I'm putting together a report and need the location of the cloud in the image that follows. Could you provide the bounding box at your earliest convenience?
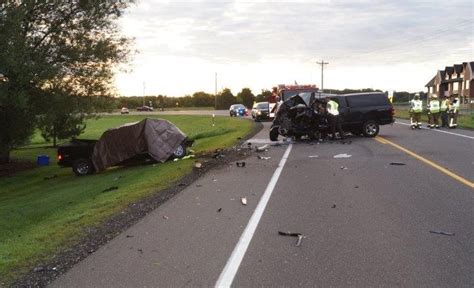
[115,0,474,95]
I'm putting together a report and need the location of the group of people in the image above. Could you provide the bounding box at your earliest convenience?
[409,94,460,129]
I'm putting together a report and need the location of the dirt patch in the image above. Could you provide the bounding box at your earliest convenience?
[0,160,37,177]
[11,122,263,288]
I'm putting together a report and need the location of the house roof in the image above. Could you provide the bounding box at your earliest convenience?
[453,64,463,74]
[425,76,436,87]
[444,66,454,75]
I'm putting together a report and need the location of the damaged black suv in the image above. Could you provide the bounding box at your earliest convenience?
[270,92,394,141]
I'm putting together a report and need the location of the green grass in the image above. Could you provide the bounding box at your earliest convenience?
[0,115,254,284]
[394,109,474,129]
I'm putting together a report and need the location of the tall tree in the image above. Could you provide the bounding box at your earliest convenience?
[217,88,235,109]
[237,88,254,108]
[0,0,133,163]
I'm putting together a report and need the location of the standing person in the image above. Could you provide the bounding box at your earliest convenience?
[448,95,460,128]
[411,94,423,129]
[427,95,440,128]
[440,96,449,128]
[326,98,344,140]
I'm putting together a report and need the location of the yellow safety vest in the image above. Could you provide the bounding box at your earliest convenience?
[327,100,339,116]
[413,100,423,113]
[440,100,448,111]
[429,100,440,113]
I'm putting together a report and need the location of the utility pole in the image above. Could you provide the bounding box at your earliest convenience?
[317,60,329,92]
[142,82,146,106]
[214,72,217,109]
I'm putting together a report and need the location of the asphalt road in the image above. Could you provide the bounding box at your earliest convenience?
[52,119,473,287]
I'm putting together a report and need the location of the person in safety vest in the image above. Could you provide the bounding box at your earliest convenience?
[448,95,460,128]
[427,94,440,129]
[410,93,423,129]
[326,98,344,140]
[440,96,449,128]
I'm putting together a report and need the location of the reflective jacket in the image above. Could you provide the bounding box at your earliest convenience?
[428,100,440,113]
[440,100,448,112]
[412,100,423,113]
[327,100,339,116]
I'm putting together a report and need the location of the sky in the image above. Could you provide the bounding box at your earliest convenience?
[114,0,474,97]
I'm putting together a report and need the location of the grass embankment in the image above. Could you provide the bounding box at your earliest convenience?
[394,108,474,129]
[0,115,254,284]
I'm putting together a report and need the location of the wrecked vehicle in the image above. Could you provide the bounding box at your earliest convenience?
[57,118,192,176]
[269,93,328,141]
[270,92,394,141]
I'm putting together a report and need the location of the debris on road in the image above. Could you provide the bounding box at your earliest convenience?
[341,140,352,145]
[194,162,203,169]
[429,230,455,236]
[256,144,269,152]
[33,266,44,273]
[354,185,359,188]
[217,208,222,213]
[43,174,58,180]
[178,183,187,187]
[236,161,246,167]
[196,184,203,187]
[102,186,118,193]
[308,155,319,158]
[278,231,304,247]
[390,162,406,166]
[162,215,169,220]
[126,235,134,238]
[333,153,352,159]
[257,156,271,160]
[241,197,247,205]
[340,166,348,170]
[331,204,336,208]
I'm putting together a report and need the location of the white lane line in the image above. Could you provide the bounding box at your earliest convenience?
[395,121,474,140]
[215,144,293,288]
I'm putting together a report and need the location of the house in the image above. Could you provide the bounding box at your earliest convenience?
[425,61,473,105]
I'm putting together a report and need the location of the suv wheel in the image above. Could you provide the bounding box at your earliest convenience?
[269,126,279,141]
[173,143,186,159]
[362,121,379,137]
[72,159,94,176]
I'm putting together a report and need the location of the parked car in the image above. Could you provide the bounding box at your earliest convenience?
[120,107,129,114]
[270,92,394,141]
[137,105,154,112]
[229,104,248,117]
[251,102,270,121]
[58,119,192,176]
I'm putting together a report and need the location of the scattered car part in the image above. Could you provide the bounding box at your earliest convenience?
[390,162,406,166]
[429,230,455,236]
[333,153,352,158]
[257,156,271,160]
[256,144,269,152]
[236,162,246,167]
[241,197,247,205]
[102,186,118,193]
[278,231,304,247]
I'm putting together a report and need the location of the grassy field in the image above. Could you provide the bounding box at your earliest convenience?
[394,109,474,129]
[0,115,254,284]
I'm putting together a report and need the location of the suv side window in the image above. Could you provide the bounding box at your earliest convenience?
[346,94,388,107]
